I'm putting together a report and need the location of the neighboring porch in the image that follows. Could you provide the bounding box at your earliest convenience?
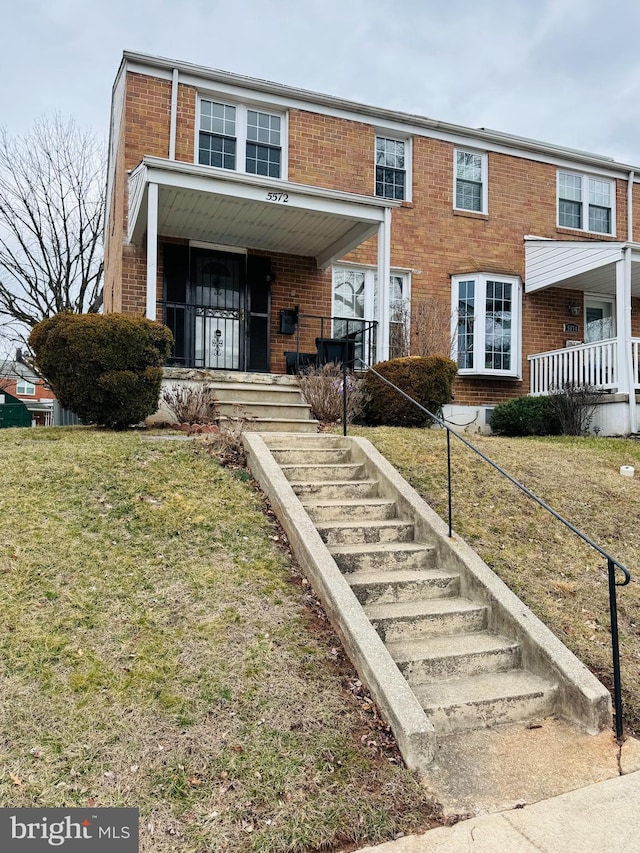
[126,156,400,374]
[525,238,640,434]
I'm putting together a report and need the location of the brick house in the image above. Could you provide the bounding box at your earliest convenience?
[104,51,640,434]
[0,357,56,426]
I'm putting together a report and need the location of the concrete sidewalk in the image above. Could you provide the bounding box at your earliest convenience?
[358,770,640,852]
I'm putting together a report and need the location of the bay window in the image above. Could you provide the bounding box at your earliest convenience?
[452,273,521,377]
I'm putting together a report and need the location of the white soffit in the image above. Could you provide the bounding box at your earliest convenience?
[525,240,624,293]
[128,158,395,268]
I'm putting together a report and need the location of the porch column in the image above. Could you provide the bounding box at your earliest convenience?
[145,182,159,321]
[376,208,391,362]
[615,250,636,432]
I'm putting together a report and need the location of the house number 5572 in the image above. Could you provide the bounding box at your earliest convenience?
[266,191,289,203]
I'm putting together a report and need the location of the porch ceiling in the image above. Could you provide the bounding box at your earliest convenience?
[128,157,399,269]
[524,238,640,297]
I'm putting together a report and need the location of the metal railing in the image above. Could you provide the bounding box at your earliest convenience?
[286,314,378,374]
[341,358,632,741]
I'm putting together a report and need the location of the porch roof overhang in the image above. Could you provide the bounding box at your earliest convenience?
[127,157,399,269]
[524,237,640,297]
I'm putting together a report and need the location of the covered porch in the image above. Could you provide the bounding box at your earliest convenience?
[127,157,399,373]
[525,238,640,434]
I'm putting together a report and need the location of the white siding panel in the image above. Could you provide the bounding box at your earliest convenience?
[525,241,622,292]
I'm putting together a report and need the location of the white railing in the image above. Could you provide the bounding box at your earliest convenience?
[633,339,640,390]
[528,339,618,396]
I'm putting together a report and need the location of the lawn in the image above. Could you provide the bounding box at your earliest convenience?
[0,428,442,853]
[348,427,640,737]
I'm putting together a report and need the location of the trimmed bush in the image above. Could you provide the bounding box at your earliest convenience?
[361,355,457,427]
[490,395,562,437]
[29,313,173,429]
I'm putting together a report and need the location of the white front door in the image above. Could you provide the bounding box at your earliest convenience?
[584,296,615,343]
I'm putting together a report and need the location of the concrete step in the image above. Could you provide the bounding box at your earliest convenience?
[302,498,398,523]
[215,400,313,420]
[211,383,305,404]
[218,416,319,434]
[386,631,521,683]
[365,597,488,642]
[412,670,557,735]
[317,518,415,545]
[279,462,365,482]
[261,434,350,451]
[347,567,460,605]
[269,448,352,465]
[290,479,379,500]
[330,542,436,573]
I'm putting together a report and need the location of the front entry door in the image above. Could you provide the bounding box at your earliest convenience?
[192,248,244,370]
[584,297,615,343]
[162,244,271,371]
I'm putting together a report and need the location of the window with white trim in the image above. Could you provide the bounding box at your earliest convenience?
[454,148,487,213]
[375,136,408,200]
[452,273,521,376]
[16,380,36,396]
[198,98,284,178]
[557,171,615,235]
[333,266,410,361]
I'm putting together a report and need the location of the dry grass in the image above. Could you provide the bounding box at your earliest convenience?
[349,426,640,736]
[0,428,441,852]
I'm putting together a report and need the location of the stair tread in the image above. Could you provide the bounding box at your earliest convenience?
[365,597,485,619]
[301,498,395,507]
[347,567,459,586]
[386,631,519,663]
[280,463,363,472]
[219,400,310,408]
[413,670,555,708]
[290,478,378,487]
[219,416,319,424]
[317,519,411,530]
[330,542,433,555]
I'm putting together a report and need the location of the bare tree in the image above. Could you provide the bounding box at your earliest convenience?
[0,116,105,338]
[412,298,455,358]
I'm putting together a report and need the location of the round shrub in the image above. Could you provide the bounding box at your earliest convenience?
[361,355,457,427]
[490,395,562,437]
[29,313,173,429]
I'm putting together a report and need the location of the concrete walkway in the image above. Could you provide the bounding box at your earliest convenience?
[358,769,640,852]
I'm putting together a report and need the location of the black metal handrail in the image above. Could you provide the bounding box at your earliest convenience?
[287,313,378,374]
[342,358,632,741]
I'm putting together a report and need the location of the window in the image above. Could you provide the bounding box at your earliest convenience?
[557,171,615,235]
[16,380,36,396]
[454,148,487,213]
[452,273,521,376]
[333,266,410,361]
[198,98,283,179]
[375,136,408,200]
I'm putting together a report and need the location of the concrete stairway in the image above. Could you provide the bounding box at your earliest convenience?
[265,433,558,737]
[162,369,319,433]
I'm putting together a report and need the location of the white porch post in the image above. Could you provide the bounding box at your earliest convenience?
[145,182,159,321]
[376,208,391,362]
[615,249,636,432]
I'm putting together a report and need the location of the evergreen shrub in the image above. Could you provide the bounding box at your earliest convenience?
[29,313,173,429]
[361,355,457,427]
[490,395,562,437]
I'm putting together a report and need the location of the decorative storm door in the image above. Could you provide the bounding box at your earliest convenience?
[192,249,244,370]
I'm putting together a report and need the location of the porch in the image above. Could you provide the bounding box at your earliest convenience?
[524,238,640,434]
[126,157,400,373]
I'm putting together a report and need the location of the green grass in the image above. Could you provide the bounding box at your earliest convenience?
[0,428,441,852]
[348,426,640,736]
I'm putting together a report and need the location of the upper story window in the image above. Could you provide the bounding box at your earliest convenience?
[452,273,521,377]
[454,148,488,213]
[375,136,408,200]
[557,171,615,235]
[198,98,283,179]
[16,380,36,396]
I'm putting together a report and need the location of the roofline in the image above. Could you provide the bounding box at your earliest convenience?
[121,50,640,176]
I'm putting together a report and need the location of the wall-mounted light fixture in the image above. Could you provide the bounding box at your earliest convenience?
[567,303,581,316]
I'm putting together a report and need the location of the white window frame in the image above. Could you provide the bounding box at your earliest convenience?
[16,380,36,396]
[332,265,411,362]
[374,134,412,202]
[196,95,288,180]
[453,147,488,214]
[451,273,521,378]
[556,170,616,236]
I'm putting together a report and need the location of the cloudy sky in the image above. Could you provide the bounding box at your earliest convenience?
[3,0,640,163]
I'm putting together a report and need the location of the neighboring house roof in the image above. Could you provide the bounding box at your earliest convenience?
[0,360,43,384]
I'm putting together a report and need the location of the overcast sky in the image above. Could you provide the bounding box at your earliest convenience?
[3,0,640,164]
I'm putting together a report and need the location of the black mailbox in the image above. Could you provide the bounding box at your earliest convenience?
[279,306,299,335]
